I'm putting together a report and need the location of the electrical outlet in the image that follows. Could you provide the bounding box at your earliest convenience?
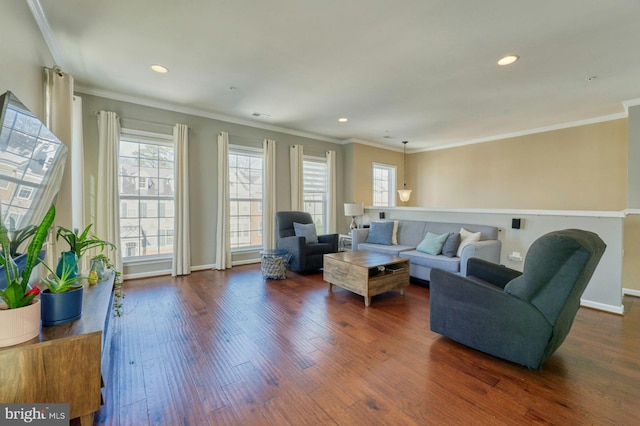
[508,251,523,262]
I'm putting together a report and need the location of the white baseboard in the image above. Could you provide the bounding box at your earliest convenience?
[191,264,214,271]
[623,288,640,298]
[580,298,625,315]
[123,269,172,280]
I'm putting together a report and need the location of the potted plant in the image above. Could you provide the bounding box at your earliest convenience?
[0,205,56,347]
[55,224,116,278]
[90,253,124,317]
[39,257,85,326]
[7,219,37,257]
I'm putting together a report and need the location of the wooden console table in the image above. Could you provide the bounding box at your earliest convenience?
[0,273,115,425]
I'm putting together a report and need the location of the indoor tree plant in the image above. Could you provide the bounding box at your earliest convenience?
[55,224,116,278]
[0,204,56,346]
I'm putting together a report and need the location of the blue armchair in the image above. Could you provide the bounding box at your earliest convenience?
[429,229,606,369]
[276,211,338,273]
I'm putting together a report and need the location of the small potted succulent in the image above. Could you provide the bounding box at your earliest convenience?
[39,256,85,326]
[0,205,55,346]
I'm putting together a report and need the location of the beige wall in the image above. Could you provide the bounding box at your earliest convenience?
[351,143,405,206]
[410,119,628,210]
[0,1,54,120]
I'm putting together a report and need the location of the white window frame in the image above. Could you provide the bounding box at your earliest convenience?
[303,155,328,234]
[229,144,264,252]
[118,129,175,262]
[372,163,397,207]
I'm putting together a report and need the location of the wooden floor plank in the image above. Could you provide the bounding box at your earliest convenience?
[94,265,640,425]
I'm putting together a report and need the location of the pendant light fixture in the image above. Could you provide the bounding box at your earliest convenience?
[397,140,412,203]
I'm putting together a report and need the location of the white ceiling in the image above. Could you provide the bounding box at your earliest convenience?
[33,0,640,151]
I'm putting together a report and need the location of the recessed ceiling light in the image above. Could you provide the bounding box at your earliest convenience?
[338,117,348,123]
[497,55,519,66]
[151,64,169,73]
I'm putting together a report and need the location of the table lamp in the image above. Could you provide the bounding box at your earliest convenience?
[344,202,364,230]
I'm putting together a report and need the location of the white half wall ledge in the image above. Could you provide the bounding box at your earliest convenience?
[366,206,626,218]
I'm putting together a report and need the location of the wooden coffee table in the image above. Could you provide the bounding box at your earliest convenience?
[323,251,410,307]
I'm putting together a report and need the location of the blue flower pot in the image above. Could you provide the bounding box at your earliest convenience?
[41,285,84,326]
[0,250,46,291]
[56,251,79,279]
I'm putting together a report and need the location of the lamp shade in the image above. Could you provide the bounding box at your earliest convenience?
[344,202,364,217]
[397,189,412,203]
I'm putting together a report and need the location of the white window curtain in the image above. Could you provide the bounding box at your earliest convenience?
[263,139,277,250]
[172,124,191,276]
[96,111,123,273]
[326,150,337,233]
[71,96,85,232]
[43,67,75,265]
[215,132,232,270]
[290,144,304,211]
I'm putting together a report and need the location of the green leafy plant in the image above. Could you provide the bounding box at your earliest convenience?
[56,224,116,258]
[91,253,124,317]
[6,219,37,257]
[40,257,84,294]
[0,205,56,309]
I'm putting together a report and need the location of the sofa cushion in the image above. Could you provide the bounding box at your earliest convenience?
[416,232,450,255]
[399,250,460,273]
[442,233,461,257]
[366,221,394,245]
[294,222,318,244]
[457,227,482,257]
[357,243,415,256]
[396,220,429,247]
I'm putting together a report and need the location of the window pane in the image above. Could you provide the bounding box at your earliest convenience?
[372,164,396,207]
[119,138,175,259]
[229,149,263,249]
[303,158,327,233]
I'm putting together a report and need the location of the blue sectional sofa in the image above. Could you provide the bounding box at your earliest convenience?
[351,219,501,281]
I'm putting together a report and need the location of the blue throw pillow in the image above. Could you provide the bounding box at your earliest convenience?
[365,221,394,245]
[442,232,461,257]
[416,232,450,255]
[293,222,318,244]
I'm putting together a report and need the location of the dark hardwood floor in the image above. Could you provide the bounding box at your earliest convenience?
[94,264,640,425]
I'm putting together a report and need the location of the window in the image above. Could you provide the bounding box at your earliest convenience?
[229,146,263,250]
[16,186,33,200]
[372,163,396,207]
[303,157,328,234]
[118,133,175,259]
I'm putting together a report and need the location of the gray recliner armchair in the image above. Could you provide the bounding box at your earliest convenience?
[276,211,338,273]
[429,229,606,370]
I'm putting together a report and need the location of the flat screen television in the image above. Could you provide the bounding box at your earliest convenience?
[0,90,68,231]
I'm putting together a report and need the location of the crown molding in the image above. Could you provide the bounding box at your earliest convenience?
[75,84,343,144]
[341,138,406,153]
[26,0,65,69]
[414,112,628,153]
[623,98,640,113]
